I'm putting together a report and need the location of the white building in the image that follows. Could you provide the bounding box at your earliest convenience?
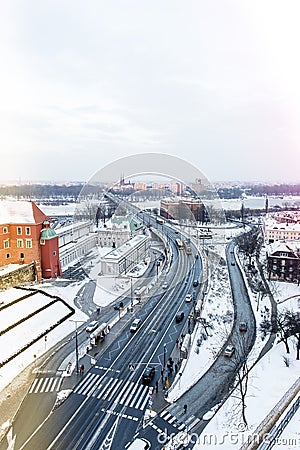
[264,211,300,243]
[100,235,149,276]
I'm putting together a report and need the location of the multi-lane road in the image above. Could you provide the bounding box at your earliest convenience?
[1,207,257,450]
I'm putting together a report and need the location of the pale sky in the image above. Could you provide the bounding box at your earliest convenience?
[0,0,300,184]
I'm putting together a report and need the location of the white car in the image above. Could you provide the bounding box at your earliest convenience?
[162,283,168,289]
[185,294,192,302]
[86,321,98,332]
[224,344,235,357]
[130,319,142,332]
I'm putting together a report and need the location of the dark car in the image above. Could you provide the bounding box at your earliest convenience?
[239,321,248,332]
[142,366,155,384]
[193,279,199,287]
[175,311,184,323]
[114,301,124,310]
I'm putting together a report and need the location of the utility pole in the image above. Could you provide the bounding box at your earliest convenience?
[70,320,85,374]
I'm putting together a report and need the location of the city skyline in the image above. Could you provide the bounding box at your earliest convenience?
[1,1,300,183]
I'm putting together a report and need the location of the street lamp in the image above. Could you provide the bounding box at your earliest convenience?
[163,343,167,368]
[130,276,133,309]
[70,319,85,374]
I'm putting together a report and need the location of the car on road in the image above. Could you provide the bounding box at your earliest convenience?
[130,318,142,332]
[85,321,98,332]
[193,279,199,287]
[224,344,235,357]
[175,311,184,323]
[239,321,248,332]
[185,293,192,302]
[162,282,168,289]
[114,301,124,310]
[231,261,235,266]
[142,366,155,384]
[127,437,151,449]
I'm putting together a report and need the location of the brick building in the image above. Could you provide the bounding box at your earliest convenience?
[0,200,61,279]
[266,241,300,283]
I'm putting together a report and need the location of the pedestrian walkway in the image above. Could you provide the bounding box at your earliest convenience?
[73,372,151,411]
[29,376,63,394]
[159,409,201,432]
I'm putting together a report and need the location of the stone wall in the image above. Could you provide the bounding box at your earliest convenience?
[0,263,35,291]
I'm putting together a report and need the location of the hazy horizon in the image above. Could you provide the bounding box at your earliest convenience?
[1,1,300,184]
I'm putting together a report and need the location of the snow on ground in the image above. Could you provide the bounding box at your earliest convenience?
[168,261,234,402]
[272,405,300,449]
[270,280,300,306]
[192,340,300,449]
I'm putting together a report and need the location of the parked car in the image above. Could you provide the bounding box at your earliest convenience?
[130,318,142,332]
[85,321,98,333]
[142,366,155,384]
[114,301,124,310]
[185,293,192,302]
[127,438,151,449]
[239,321,248,332]
[224,344,235,357]
[175,311,184,323]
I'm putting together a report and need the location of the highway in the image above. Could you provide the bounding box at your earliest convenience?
[3,222,202,450]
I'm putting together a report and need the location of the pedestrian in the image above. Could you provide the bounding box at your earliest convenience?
[175,363,178,373]
[176,338,179,347]
[81,364,85,373]
[183,404,187,414]
[155,380,159,393]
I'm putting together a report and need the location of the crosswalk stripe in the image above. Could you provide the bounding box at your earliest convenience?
[102,378,119,400]
[74,372,95,394]
[160,410,170,419]
[178,423,186,431]
[120,381,135,404]
[123,382,141,407]
[113,379,132,404]
[33,378,44,393]
[42,378,53,393]
[128,384,144,408]
[77,373,98,395]
[188,417,201,429]
[84,375,103,397]
[29,379,38,394]
[135,386,149,410]
[51,377,62,392]
[162,412,172,420]
[168,416,177,424]
[107,379,123,401]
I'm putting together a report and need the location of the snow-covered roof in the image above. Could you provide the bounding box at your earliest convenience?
[267,241,300,256]
[0,200,49,225]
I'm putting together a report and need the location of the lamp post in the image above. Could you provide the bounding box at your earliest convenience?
[163,343,167,368]
[130,276,133,309]
[70,320,85,374]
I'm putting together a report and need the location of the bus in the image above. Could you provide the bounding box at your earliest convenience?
[175,238,184,249]
[183,239,192,254]
[90,322,110,346]
[156,217,164,225]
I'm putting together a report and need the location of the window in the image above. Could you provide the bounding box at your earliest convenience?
[3,226,8,234]
[17,227,22,235]
[17,239,23,248]
[25,227,31,235]
[26,239,32,248]
[6,253,10,259]
[40,238,45,245]
[53,250,56,256]
[4,239,9,249]
[20,253,24,259]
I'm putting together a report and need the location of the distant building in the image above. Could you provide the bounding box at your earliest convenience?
[0,200,61,279]
[266,241,300,283]
[160,197,205,222]
[264,211,300,243]
[100,235,149,276]
[97,216,143,248]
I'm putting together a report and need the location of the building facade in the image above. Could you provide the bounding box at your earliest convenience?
[264,211,300,243]
[0,200,61,279]
[266,241,300,283]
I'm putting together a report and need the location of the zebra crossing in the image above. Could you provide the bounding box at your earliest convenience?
[159,410,201,431]
[73,372,150,411]
[29,376,63,394]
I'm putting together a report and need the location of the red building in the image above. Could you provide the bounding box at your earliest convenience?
[0,200,61,280]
